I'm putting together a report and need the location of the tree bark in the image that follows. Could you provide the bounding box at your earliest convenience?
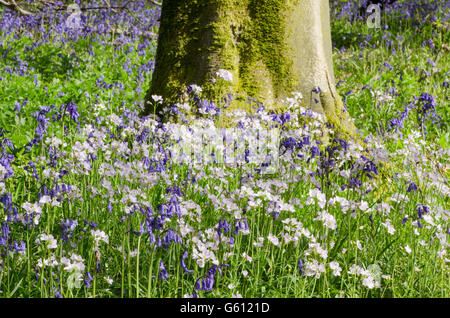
[144,0,354,136]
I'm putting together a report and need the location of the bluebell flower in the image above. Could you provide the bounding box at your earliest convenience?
[280,112,291,124]
[95,258,101,273]
[107,201,113,214]
[159,261,169,280]
[0,153,14,178]
[165,195,181,218]
[162,230,182,247]
[349,177,362,188]
[60,219,78,242]
[54,288,63,298]
[1,222,10,239]
[2,138,14,151]
[0,193,13,214]
[334,138,349,152]
[416,92,440,132]
[407,182,418,192]
[384,62,393,71]
[426,58,436,67]
[25,161,40,180]
[181,251,193,274]
[310,146,320,159]
[298,259,304,276]
[67,101,80,123]
[363,159,378,178]
[0,236,6,247]
[217,219,231,235]
[13,240,26,253]
[84,271,93,288]
[417,204,429,219]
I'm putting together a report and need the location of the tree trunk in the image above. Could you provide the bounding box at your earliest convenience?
[144,0,354,136]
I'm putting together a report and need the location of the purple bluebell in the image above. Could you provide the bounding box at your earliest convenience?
[181,251,193,274]
[349,177,362,188]
[159,261,169,280]
[54,288,63,298]
[13,240,26,253]
[407,182,418,192]
[84,271,93,288]
[417,204,429,220]
[298,259,304,276]
[217,219,231,235]
[310,146,320,159]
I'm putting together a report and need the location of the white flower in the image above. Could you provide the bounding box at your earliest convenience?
[359,201,369,212]
[329,196,350,213]
[36,233,58,249]
[422,214,435,226]
[347,264,363,275]
[188,84,202,94]
[267,233,280,247]
[192,241,219,268]
[129,249,139,257]
[67,270,83,289]
[64,261,85,273]
[290,91,303,102]
[22,202,42,214]
[94,103,106,112]
[315,211,337,230]
[242,252,253,263]
[329,261,342,276]
[404,245,412,254]
[437,249,446,259]
[37,255,59,268]
[252,235,264,249]
[107,114,122,126]
[62,253,85,273]
[228,283,235,289]
[418,240,427,246]
[377,202,391,215]
[382,219,395,235]
[307,188,326,209]
[304,259,326,278]
[177,103,191,112]
[362,276,375,289]
[151,95,163,103]
[216,69,233,82]
[105,276,113,285]
[242,270,248,277]
[39,195,52,205]
[356,240,363,251]
[91,229,109,245]
[308,243,328,260]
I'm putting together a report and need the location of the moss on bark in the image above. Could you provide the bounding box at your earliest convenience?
[144,0,355,137]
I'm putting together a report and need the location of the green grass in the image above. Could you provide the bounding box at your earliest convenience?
[0,0,448,298]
